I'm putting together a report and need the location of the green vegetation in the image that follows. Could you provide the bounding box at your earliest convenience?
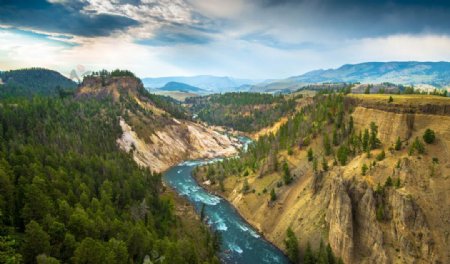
[0,97,219,263]
[361,164,368,176]
[395,137,402,150]
[137,87,190,120]
[88,69,136,78]
[282,161,293,185]
[186,92,297,132]
[270,189,277,201]
[422,129,436,144]
[409,137,425,155]
[307,148,314,162]
[376,150,385,161]
[284,228,299,263]
[199,92,383,191]
[0,68,77,98]
[336,146,349,165]
[303,240,342,264]
[322,157,329,172]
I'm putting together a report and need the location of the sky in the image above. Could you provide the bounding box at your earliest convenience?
[1,0,450,79]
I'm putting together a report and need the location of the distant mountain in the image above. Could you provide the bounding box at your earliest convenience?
[0,68,77,98]
[251,61,450,93]
[142,75,259,93]
[156,81,206,93]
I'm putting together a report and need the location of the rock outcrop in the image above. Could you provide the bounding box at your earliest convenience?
[117,118,240,172]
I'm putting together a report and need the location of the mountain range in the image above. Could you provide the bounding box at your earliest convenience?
[142,75,259,93]
[250,61,450,93]
[154,81,207,94]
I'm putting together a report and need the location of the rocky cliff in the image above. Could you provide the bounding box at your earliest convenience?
[196,94,450,263]
[77,75,240,172]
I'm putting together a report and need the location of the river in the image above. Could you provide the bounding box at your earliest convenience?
[162,138,290,264]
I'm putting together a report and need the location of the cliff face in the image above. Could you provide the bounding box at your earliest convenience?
[77,75,240,173]
[197,96,450,264]
[116,118,240,172]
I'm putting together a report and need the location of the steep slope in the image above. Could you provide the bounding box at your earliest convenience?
[0,68,77,97]
[0,91,222,263]
[76,74,240,173]
[195,94,450,263]
[251,61,450,93]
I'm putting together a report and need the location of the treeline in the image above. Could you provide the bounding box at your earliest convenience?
[285,227,343,264]
[137,86,190,120]
[0,97,219,263]
[199,92,383,196]
[87,69,136,78]
[0,68,77,98]
[187,92,298,132]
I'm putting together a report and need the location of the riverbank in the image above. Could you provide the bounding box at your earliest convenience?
[162,160,290,263]
[189,168,289,257]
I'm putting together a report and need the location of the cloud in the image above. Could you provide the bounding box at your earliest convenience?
[1,0,450,79]
[0,0,139,37]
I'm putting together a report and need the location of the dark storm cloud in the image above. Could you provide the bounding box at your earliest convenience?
[0,0,139,37]
[254,0,450,37]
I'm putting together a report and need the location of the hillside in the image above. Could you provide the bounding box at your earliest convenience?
[76,73,240,173]
[251,61,450,93]
[195,93,450,263]
[158,81,206,93]
[0,68,77,98]
[0,76,225,263]
[142,75,258,93]
[186,92,301,133]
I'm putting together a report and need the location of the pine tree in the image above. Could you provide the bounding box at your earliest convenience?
[284,228,299,263]
[336,146,348,165]
[322,157,329,172]
[270,189,277,201]
[283,161,292,185]
[323,133,332,156]
[307,148,314,162]
[304,242,315,264]
[362,129,369,151]
[313,157,318,173]
[395,136,402,150]
[22,221,51,263]
[361,163,368,176]
[369,122,380,149]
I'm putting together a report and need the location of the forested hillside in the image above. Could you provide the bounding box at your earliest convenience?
[0,68,77,98]
[0,77,221,263]
[186,92,298,132]
[195,92,450,263]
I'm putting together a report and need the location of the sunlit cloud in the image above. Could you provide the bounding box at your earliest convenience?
[0,0,450,78]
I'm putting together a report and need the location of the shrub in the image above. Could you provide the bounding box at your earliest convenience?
[361,164,368,176]
[376,150,385,161]
[423,129,435,144]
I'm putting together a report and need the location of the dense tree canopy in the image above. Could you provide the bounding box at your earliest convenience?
[0,96,219,263]
[0,68,77,98]
[187,92,298,132]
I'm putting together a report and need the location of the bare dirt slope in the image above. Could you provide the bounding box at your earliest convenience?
[196,94,450,264]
